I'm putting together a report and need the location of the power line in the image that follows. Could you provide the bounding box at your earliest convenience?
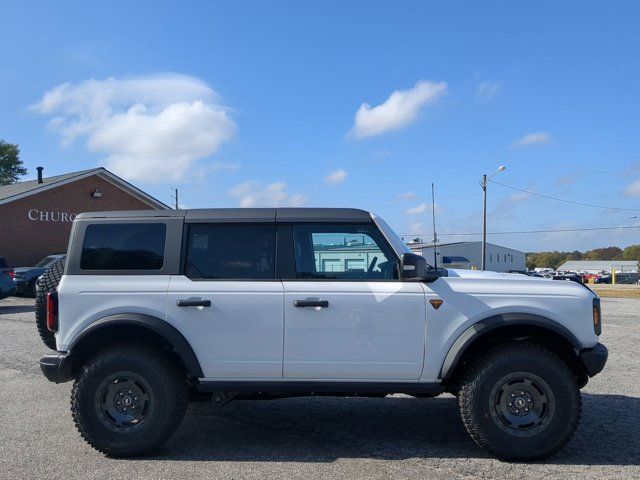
[401,224,640,237]
[489,180,640,212]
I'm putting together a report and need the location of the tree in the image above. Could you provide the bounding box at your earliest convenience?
[583,246,623,261]
[0,140,27,186]
[622,244,640,262]
[526,251,571,270]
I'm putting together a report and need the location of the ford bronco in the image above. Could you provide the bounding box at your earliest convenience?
[38,208,607,460]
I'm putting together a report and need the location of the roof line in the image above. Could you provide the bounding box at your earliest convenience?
[0,167,170,210]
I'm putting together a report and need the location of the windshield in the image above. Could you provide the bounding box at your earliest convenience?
[371,213,412,255]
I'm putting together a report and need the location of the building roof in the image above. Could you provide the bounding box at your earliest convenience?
[0,167,170,210]
[558,260,639,271]
[408,241,523,254]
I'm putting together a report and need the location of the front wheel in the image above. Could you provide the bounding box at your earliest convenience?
[458,343,581,461]
[71,345,187,457]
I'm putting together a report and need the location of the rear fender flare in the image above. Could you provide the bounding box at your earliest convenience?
[69,313,204,378]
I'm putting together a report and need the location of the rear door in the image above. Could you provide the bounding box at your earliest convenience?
[166,223,284,379]
[282,223,427,380]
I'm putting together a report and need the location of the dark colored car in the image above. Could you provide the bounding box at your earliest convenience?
[13,254,66,297]
[0,256,16,300]
[553,273,584,283]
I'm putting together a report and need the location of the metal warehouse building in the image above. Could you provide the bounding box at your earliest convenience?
[408,241,526,272]
[557,260,639,274]
[0,167,169,267]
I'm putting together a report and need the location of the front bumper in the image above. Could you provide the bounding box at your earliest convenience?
[579,343,608,377]
[40,353,74,383]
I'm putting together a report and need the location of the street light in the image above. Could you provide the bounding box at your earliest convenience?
[480,165,506,270]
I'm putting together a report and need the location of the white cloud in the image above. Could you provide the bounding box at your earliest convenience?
[512,131,551,147]
[624,179,640,197]
[397,191,417,201]
[476,80,501,100]
[31,74,236,183]
[406,222,424,236]
[350,80,447,138]
[229,180,307,208]
[325,169,347,185]
[405,202,441,216]
[509,192,531,203]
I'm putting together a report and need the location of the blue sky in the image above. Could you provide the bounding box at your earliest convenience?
[2,1,640,251]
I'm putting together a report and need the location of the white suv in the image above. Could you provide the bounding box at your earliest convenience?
[38,208,607,460]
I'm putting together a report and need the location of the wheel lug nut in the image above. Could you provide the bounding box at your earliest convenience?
[116,401,121,405]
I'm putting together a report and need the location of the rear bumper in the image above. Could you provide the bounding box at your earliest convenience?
[14,280,29,294]
[40,353,73,383]
[579,343,608,377]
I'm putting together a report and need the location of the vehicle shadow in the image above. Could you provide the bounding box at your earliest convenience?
[0,304,35,315]
[147,393,639,465]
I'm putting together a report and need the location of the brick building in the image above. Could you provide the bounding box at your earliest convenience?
[0,167,170,266]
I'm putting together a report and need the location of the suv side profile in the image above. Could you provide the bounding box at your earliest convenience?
[39,208,607,460]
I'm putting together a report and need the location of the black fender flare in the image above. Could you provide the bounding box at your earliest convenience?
[439,313,582,379]
[69,313,204,378]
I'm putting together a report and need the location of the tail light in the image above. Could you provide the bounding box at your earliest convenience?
[5,269,14,279]
[592,297,601,336]
[46,291,59,332]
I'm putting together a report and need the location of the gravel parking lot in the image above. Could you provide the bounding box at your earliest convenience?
[0,296,638,480]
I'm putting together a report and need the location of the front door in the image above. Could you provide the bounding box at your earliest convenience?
[283,223,426,380]
[166,223,284,379]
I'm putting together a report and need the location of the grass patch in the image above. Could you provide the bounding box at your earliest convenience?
[590,285,640,299]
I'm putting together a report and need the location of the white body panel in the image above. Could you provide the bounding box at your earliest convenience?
[282,281,426,380]
[166,276,284,378]
[56,275,170,351]
[55,235,598,384]
[419,270,598,381]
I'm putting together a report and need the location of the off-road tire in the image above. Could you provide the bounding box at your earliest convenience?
[458,343,581,461]
[34,259,65,350]
[70,344,187,457]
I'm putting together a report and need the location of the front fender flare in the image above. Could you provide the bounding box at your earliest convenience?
[69,313,204,378]
[439,313,582,379]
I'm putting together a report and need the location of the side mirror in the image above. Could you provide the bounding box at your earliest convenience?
[401,253,428,280]
[401,253,448,282]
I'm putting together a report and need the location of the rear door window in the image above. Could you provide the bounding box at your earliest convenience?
[185,224,276,279]
[80,223,166,270]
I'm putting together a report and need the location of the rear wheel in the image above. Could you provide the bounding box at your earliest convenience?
[458,343,581,461]
[71,344,187,457]
[35,259,65,350]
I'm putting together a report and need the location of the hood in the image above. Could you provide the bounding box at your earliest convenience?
[445,269,542,281]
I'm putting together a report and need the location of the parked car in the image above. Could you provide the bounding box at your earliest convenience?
[553,273,584,283]
[39,208,607,461]
[13,254,66,297]
[0,256,16,300]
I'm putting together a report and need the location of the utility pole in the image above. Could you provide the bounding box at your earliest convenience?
[431,183,438,269]
[172,188,179,210]
[481,174,487,270]
[480,165,506,270]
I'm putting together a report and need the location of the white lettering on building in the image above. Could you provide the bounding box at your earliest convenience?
[27,209,77,223]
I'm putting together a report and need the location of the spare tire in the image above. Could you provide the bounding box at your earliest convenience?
[35,259,65,350]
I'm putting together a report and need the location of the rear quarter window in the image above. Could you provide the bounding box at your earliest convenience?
[80,223,166,270]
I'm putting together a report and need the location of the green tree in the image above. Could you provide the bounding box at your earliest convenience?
[526,251,573,270]
[583,246,623,260]
[622,244,640,262]
[0,140,27,186]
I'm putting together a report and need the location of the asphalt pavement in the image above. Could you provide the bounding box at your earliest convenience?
[0,296,638,479]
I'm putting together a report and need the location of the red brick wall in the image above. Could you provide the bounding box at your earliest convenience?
[0,174,164,266]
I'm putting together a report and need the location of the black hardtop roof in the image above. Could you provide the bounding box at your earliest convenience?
[74,207,373,223]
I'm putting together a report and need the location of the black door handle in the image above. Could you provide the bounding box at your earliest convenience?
[177,299,211,307]
[294,300,329,308]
